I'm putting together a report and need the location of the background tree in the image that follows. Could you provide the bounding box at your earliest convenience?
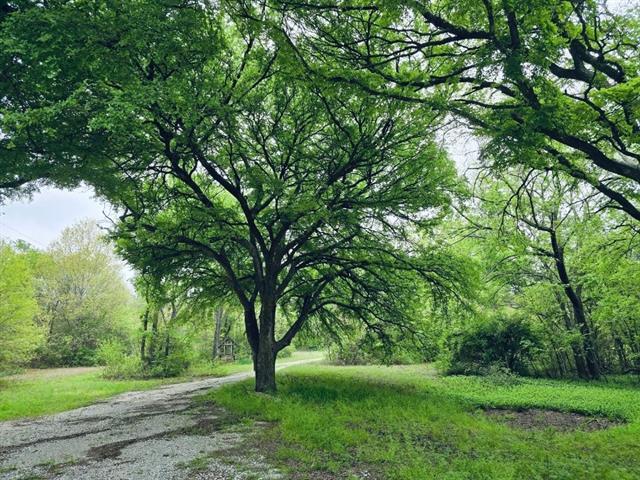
[437,167,640,378]
[0,242,42,372]
[33,221,139,366]
[487,170,601,378]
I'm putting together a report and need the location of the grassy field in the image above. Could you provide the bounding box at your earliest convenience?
[0,372,168,421]
[207,364,640,480]
[0,351,320,421]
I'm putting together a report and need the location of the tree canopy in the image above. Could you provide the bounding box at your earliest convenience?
[0,0,465,391]
[274,0,640,219]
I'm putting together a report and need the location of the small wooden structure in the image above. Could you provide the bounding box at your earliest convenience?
[218,337,236,361]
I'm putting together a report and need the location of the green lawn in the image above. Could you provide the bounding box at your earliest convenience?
[0,372,167,421]
[206,364,640,480]
[0,351,322,421]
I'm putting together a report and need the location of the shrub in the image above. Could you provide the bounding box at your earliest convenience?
[328,336,423,366]
[104,355,143,379]
[97,340,142,379]
[147,350,191,378]
[95,338,125,366]
[32,335,97,367]
[443,314,540,376]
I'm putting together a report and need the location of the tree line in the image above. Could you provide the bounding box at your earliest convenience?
[0,220,255,376]
[0,221,137,371]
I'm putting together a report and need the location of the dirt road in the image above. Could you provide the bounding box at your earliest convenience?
[0,359,319,480]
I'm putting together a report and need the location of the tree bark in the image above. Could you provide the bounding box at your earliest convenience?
[254,338,277,393]
[254,288,278,393]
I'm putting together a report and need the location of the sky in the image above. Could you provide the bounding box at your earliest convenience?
[0,185,113,250]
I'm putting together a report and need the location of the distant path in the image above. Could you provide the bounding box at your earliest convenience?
[0,358,320,480]
[4,367,100,382]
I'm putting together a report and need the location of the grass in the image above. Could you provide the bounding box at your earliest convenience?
[0,351,322,421]
[0,372,167,421]
[206,364,640,480]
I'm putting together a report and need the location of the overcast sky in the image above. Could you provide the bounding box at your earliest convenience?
[0,186,114,249]
[0,186,136,285]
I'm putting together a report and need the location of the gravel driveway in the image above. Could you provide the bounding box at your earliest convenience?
[0,359,318,480]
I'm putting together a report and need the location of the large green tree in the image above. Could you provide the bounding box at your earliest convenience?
[0,1,462,391]
[112,74,460,392]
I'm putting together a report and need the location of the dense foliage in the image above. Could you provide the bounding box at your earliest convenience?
[0,242,41,371]
[277,0,640,220]
[0,0,638,389]
[0,222,139,372]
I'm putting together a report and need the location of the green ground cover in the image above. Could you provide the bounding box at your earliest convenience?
[0,372,166,421]
[207,364,640,480]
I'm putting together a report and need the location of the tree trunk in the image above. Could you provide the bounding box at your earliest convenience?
[613,335,628,371]
[254,339,277,393]
[140,307,149,362]
[164,334,170,358]
[164,302,177,358]
[254,289,278,393]
[555,293,590,379]
[550,231,600,379]
[213,307,224,359]
[147,309,160,365]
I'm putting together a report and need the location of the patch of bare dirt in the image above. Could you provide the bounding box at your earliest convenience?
[484,408,623,432]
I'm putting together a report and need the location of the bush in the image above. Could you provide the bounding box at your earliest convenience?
[98,337,192,379]
[97,340,142,379]
[443,314,540,376]
[328,336,423,366]
[147,350,191,378]
[32,335,97,367]
[328,339,371,365]
[95,339,125,366]
[104,355,143,379]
